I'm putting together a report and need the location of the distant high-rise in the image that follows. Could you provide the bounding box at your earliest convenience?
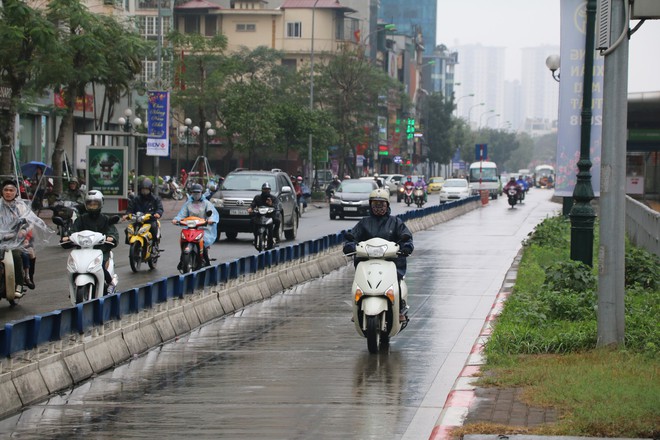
[520,45,560,135]
[379,0,437,56]
[453,44,506,129]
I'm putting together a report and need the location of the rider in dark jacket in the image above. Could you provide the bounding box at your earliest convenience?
[248,182,281,247]
[62,190,118,290]
[123,178,164,247]
[342,188,414,319]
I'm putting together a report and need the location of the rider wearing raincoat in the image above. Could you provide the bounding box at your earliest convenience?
[1,180,52,297]
[171,183,219,266]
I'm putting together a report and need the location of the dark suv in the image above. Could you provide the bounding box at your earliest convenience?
[209,169,299,241]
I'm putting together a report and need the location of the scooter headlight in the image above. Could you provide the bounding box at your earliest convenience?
[127,224,135,235]
[67,254,76,272]
[137,225,150,235]
[87,254,103,272]
[354,286,363,303]
[385,285,395,303]
[365,244,388,258]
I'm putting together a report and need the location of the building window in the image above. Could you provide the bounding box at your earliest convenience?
[138,16,171,38]
[205,16,216,36]
[184,16,200,34]
[286,22,302,38]
[236,23,256,32]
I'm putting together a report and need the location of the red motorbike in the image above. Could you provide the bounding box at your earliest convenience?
[403,185,414,206]
[175,215,211,274]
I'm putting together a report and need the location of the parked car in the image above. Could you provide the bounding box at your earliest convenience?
[427,176,445,194]
[329,179,379,220]
[439,178,471,203]
[209,169,299,241]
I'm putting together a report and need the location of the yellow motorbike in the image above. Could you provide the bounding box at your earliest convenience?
[125,212,160,272]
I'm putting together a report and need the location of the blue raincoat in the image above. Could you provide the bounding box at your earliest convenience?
[173,195,219,247]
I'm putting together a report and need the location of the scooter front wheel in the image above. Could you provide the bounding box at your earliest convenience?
[75,284,94,304]
[366,315,381,354]
[129,242,142,273]
[180,252,198,273]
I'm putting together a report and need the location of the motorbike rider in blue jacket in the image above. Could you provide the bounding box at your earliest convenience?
[342,188,414,321]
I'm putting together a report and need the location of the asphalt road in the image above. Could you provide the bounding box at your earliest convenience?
[0,194,418,325]
[0,189,561,439]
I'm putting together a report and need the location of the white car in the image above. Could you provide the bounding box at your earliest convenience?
[439,178,470,203]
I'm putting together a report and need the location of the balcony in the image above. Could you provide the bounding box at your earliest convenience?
[138,0,172,9]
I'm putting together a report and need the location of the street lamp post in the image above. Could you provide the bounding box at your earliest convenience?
[118,108,142,190]
[308,0,320,189]
[454,93,474,115]
[478,109,495,128]
[545,54,561,82]
[467,102,485,128]
[486,113,500,127]
[179,118,199,173]
[569,0,597,267]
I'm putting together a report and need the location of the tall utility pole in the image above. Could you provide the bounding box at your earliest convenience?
[598,0,628,347]
[308,0,319,188]
[153,0,163,189]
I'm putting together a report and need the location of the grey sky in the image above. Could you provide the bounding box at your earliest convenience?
[437,0,660,93]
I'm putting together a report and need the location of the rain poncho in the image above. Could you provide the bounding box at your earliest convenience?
[173,195,219,247]
[0,198,54,255]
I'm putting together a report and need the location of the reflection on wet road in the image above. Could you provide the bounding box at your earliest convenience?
[0,192,559,439]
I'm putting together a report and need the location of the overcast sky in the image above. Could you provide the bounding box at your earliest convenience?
[436,0,660,93]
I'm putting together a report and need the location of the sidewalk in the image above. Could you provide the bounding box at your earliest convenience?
[430,251,558,440]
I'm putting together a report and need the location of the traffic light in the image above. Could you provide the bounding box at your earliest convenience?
[378,145,389,156]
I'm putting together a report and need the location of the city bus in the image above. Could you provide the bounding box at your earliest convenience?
[468,161,500,199]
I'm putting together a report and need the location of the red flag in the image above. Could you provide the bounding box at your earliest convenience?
[354,29,360,43]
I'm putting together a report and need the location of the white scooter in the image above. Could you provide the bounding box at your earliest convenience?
[54,216,119,305]
[348,237,410,353]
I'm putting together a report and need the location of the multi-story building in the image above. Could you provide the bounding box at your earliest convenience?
[378,0,437,57]
[453,44,506,130]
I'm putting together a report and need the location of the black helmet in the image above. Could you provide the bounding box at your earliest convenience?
[191,183,203,201]
[261,182,271,191]
[140,178,153,196]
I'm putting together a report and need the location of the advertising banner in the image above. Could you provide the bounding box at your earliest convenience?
[87,146,128,197]
[146,91,170,157]
[556,0,604,197]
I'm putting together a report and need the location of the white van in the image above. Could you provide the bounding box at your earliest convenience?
[468,161,500,199]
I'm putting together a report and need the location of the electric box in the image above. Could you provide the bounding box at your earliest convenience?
[631,0,660,19]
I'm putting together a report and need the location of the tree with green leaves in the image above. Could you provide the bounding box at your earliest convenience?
[0,0,55,175]
[315,47,400,178]
[37,0,149,193]
[422,92,454,172]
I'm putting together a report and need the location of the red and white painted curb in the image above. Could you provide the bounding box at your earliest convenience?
[428,258,519,440]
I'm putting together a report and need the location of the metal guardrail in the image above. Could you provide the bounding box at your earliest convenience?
[625,196,660,257]
[0,197,477,357]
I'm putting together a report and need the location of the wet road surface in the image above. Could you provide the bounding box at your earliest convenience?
[0,191,560,439]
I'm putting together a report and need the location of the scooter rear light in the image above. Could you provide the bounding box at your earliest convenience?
[385,286,395,303]
[354,287,363,303]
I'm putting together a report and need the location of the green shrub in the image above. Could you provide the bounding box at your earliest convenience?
[538,288,597,321]
[625,247,660,289]
[523,215,570,248]
[543,259,596,293]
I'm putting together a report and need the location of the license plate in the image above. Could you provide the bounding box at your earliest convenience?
[229,209,248,215]
[344,207,358,211]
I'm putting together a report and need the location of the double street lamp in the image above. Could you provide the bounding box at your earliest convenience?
[179,118,200,174]
[478,109,495,128]
[118,108,142,189]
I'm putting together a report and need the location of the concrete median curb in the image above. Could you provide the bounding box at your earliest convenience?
[0,199,480,419]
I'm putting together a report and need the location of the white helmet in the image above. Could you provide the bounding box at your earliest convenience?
[369,188,389,203]
[85,190,104,214]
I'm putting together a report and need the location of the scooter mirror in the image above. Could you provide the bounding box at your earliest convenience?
[52,216,65,227]
[205,210,213,217]
[108,215,121,225]
[344,231,354,242]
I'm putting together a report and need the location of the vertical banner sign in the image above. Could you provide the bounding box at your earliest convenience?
[475,144,488,162]
[146,91,170,157]
[87,146,128,197]
[556,0,604,197]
